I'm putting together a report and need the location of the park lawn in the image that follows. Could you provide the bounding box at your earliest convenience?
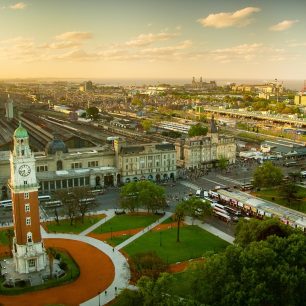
[123,225,229,264]
[161,216,174,224]
[0,230,10,245]
[106,234,133,247]
[45,214,105,234]
[92,214,160,234]
[254,186,306,213]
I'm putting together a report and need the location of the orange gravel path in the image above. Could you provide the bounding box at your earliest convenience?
[87,222,182,242]
[0,238,115,306]
[168,258,205,273]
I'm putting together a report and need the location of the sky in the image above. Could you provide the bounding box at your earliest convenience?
[0,0,305,81]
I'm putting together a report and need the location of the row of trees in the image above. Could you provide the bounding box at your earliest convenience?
[53,187,96,225]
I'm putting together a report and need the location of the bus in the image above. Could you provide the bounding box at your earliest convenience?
[0,199,12,208]
[240,184,254,191]
[38,195,51,202]
[44,200,62,208]
[225,206,242,216]
[79,197,95,205]
[213,210,232,223]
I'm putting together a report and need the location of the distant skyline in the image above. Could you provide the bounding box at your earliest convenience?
[0,0,305,80]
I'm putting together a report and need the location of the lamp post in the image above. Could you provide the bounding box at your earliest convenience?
[160,231,162,247]
[111,226,113,240]
[98,291,101,306]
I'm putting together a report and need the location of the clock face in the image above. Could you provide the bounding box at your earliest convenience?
[18,164,31,177]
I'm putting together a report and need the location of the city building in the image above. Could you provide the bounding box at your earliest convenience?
[0,129,177,195]
[175,117,236,169]
[9,123,47,274]
[185,77,217,90]
[294,92,306,106]
[5,94,14,120]
[114,139,176,183]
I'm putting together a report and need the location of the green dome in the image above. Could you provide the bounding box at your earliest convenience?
[14,122,28,138]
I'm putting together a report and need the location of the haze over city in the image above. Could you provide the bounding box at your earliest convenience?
[0,0,306,80]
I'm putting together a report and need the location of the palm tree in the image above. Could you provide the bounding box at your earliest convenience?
[46,247,57,278]
[5,228,14,257]
[174,202,186,243]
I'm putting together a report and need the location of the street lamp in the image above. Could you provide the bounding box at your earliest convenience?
[160,231,162,247]
[111,226,113,240]
[98,291,101,306]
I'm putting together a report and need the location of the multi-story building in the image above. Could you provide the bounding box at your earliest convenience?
[175,117,236,169]
[114,140,176,183]
[0,130,177,196]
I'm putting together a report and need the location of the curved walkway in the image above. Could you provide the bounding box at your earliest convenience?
[41,230,130,306]
[0,238,116,306]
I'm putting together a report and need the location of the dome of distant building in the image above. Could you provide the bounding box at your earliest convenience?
[14,122,28,138]
[45,139,68,155]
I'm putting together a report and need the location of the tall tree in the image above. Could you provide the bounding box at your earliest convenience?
[253,161,283,188]
[73,187,96,223]
[120,181,166,212]
[280,181,302,208]
[174,202,188,243]
[86,106,99,120]
[188,123,208,137]
[218,156,229,172]
[184,196,212,225]
[5,228,14,257]
[46,247,57,278]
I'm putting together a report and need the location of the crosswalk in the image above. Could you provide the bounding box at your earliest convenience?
[179,181,201,190]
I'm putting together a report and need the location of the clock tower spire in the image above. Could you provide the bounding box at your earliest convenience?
[9,122,46,274]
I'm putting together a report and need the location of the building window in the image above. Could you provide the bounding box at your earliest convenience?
[25,204,30,212]
[71,162,82,169]
[27,232,32,243]
[36,165,48,172]
[57,160,63,171]
[88,161,98,167]
[26,217,31,225]
[24,181,27,185]
[28,259,36,268]
[24,192,29,199]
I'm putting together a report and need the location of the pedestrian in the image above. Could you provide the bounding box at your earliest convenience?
[105,290,107,295]
[113,247,114,252]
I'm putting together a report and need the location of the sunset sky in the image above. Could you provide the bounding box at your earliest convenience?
[0,0,305,80]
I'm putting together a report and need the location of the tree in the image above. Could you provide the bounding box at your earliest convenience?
[141,119,153,132]
[253,161,283,188]
[184,196,212,225]
[73,187,96,223]
[190,234,306,306]
[46,247,57,278]
[5,228,14,257]
[120,181,166,212]
[234,218,293,247]
[54,190,79,226]
[280,181,302,207]
[174,202,188,242]
[86,106,99,120]
[218,156,229,172]
[188,123,208,137]
[130,251,168,280]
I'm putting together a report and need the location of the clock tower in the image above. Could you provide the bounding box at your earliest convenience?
[9,122,46,274]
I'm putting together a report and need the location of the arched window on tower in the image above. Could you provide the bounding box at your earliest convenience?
[57,160,63,171]
[27,232,33,243]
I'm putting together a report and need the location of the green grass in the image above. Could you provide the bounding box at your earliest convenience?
[46,215,105,234]
[92,214,160,234]
[123,225,229,264]
[161,216,174,224]
[106,234,133,247]
[0,230,10,245]
[0,251,79,295]
[254,186,306,213]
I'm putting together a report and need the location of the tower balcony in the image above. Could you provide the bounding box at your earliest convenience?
[8,182,40,192]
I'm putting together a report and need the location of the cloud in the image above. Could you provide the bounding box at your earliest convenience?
[198,7,261,28]
[125,32,179,47]
[270,20,299,31]
[10,2,27,10]
[210,43,285,63]
[55,32,93,42]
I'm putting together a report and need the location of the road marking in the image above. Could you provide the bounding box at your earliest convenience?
[200,177,226,187]
[179,181,201,190]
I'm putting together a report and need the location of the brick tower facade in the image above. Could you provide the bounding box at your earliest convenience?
[9,122,46,274]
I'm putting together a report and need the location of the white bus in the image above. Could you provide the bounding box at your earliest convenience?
[44,200,62,208]
[38,195,51,202]
[0,199,12,208]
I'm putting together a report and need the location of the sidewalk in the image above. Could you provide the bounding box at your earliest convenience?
[79,210,116,236]
[41,231,130,306]
[116,211,172,250]
[184,216,234,244]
